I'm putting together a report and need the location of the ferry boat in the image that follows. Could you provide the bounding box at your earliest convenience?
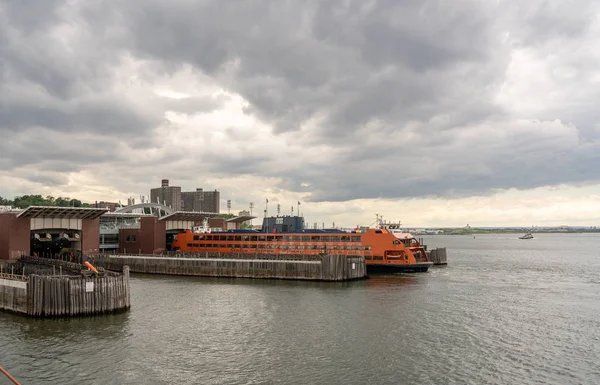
[171,215,432,273]
[373,215,431,265]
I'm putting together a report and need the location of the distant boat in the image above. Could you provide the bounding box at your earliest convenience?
[519,231,534,240]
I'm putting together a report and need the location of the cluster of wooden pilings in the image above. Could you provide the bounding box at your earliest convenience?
[427,247,448,265]
[90,252,366,281]
[0,257,130,317]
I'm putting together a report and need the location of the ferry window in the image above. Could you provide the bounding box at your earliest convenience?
[258,236,266,241]
[374,256,384,260]
[312,245,318,250]
[275,236,283,241]
[234,244,241,249]
[302,236,310,242]
[227,235,234,241]
[219,236,226,241]
[393,239,401,244]
[249,236,257,242]
[234,236,241,241]
[341,235,350,242]
[311,235,320,241]
[284,236,291,242]
[187,243,193,247]
[193,235,199,240]
[242,236,249,241]
[267,236,274,241]
[351,236,361,242]
[365,255,373,260]
[321,236,330,242]
[250,244,256,248]
[292,236,301,242]
[206,235,213,241]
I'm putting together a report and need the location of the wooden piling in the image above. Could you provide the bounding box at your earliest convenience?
[1,259,131,317]
[427,247,448,265]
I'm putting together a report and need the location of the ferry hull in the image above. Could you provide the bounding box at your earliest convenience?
[366,262,433,274]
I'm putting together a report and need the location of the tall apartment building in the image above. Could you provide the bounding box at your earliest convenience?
[201,189,220,213]
[150,179,182,211]
[181,189,204,212]
[151,180,220,213]
[182,188,220,213]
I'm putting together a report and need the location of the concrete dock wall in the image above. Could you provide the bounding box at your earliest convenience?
[91,253,366,281]
[0,274,28,314]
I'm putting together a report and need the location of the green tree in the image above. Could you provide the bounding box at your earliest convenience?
[0,196,13,206]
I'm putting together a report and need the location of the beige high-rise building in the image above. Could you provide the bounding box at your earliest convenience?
[151,180,220,213]
[181,189,204,212]
[150,179,182,211]
[181,188,220,213]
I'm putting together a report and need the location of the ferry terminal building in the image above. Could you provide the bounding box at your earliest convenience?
[0,205,253,261]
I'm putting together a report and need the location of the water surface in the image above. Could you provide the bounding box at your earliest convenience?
[1,233,599,384]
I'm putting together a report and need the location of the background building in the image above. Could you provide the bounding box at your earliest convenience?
[94,201,120,212]
[200,189,220,213]
[150,179,182,211]
[181,189,204,212]
[152,179,220,213]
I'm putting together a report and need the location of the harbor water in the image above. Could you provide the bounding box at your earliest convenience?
[1,234,599,384]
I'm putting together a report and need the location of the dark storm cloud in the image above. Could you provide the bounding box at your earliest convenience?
[2,0,600,202]
[97,0,507,135]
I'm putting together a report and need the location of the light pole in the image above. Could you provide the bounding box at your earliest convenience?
[249,202,254,226]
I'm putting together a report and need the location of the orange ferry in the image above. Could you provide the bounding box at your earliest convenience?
[171,215,432,273]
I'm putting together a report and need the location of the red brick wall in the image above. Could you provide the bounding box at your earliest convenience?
[139,217,167,254]
[117,218,166,254]
[81,218,101,254]
[209,218,226,230]
[0,214,30,260]
[154,220,166,252]
[0,214,11,260]
[119,228,141,254]
[9,215,30,259]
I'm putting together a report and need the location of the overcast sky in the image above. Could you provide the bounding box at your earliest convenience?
[2,0,600,227]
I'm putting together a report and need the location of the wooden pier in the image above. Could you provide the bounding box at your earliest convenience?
[90,252,366,281]
[0,257,130,317]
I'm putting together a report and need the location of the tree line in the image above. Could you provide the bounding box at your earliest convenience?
[0,195,92,209]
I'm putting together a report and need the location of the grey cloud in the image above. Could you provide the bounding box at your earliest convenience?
[0,127,128,171]
[2,0,600,203]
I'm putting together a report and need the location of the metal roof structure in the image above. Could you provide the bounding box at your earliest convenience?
[226,215,256,223]
[101,212,155,218]
[114,203,175,215]
[158,211,220,222]
[16,206,108,220]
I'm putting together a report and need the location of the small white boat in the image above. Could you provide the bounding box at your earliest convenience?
[519,231,533,240]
